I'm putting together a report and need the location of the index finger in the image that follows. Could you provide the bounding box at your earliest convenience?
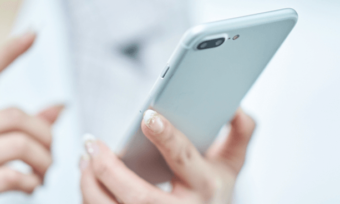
[141,110,210,190]
[83,139,176,204]
[0,31,35,72]
[0,107,52,148]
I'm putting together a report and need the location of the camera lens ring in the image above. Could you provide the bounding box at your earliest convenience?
[215,39,223,46]
[199,42,208,49]
[197,37,225,50]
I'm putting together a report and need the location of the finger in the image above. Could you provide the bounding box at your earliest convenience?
[37,104,65,124]
[0,107,52,148]
[0,167,41,193]
[83,135,176,204]
[141,110,209,189]
[0,132,52,176]
[207,109,256,173]
[0,31,36,72]
[80,155,118,204]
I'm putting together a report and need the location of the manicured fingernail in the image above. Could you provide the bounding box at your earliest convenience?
[79,154,90,171]
[83,133,99,157]
[143,110,164,134]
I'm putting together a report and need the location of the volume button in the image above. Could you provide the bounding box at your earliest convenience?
[161,66,170,78]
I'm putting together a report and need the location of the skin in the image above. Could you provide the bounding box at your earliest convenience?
[0,32,63,193]
[80,108,256,204]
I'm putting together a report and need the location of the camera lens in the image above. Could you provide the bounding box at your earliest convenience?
[197,37,225,50]
[215,39,223,46]
[199,42,208,49]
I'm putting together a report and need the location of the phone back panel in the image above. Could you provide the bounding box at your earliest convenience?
[122,8,298,184]
[153,9,297,151]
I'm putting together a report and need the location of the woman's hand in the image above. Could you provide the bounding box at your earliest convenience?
[0,32,63,193]
[80,109,255,204]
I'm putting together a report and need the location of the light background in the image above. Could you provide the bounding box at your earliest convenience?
[0,0,339,203]
[192,1,340,203]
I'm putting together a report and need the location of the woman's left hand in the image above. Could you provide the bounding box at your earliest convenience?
[80,109,255,204]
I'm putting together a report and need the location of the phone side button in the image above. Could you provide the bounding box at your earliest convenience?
[161,66,170,78]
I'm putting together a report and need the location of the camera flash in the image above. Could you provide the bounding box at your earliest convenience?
[232,35,240,40]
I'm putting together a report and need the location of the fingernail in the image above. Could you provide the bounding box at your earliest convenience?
[83,133,99,157]
[79,154,90,171]
[143,110,164,134]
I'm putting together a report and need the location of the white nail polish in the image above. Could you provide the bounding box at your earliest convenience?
[143,110,164,133]
[83,133,99,157]
[143,110,157,126]
[83,133,96,143]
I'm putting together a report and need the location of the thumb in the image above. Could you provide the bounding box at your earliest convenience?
[37,105,65,124]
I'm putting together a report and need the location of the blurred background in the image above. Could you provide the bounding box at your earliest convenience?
[0,0,339,203]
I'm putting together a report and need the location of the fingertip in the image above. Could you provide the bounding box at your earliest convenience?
[242,111,256,132]
[142,110,165,134]
[1,168,42,194]
[20,30,36,46]
[52,104,65,112]
[233,108,255,126]
[23,174,41,194]
[83,136,114,160]
[12,30,36,56]
[37,104,65,124]
[83,133,97,144]
[231,108,256,138]
[83,134,100,158]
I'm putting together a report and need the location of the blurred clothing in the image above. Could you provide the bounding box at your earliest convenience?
[0,0,189,203]
[65,0,189,151]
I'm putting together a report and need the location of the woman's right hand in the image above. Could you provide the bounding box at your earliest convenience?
[0,32,63,194]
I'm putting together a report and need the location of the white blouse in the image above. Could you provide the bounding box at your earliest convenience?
[0,0,189,203]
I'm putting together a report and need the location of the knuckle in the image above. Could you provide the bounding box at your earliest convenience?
[156,128,194,166]
[171,144,186,166]
[39,122,53,148]
[3,107,25,126]
[42,132,52,149]
[40,156,53,175]
[10,133,29,156]
[168,141,193,166]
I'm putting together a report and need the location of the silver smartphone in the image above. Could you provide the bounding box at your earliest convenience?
[121,8,298,184]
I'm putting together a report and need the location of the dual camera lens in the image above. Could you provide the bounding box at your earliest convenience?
[197,38,225,50]
[197,35,240,50]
